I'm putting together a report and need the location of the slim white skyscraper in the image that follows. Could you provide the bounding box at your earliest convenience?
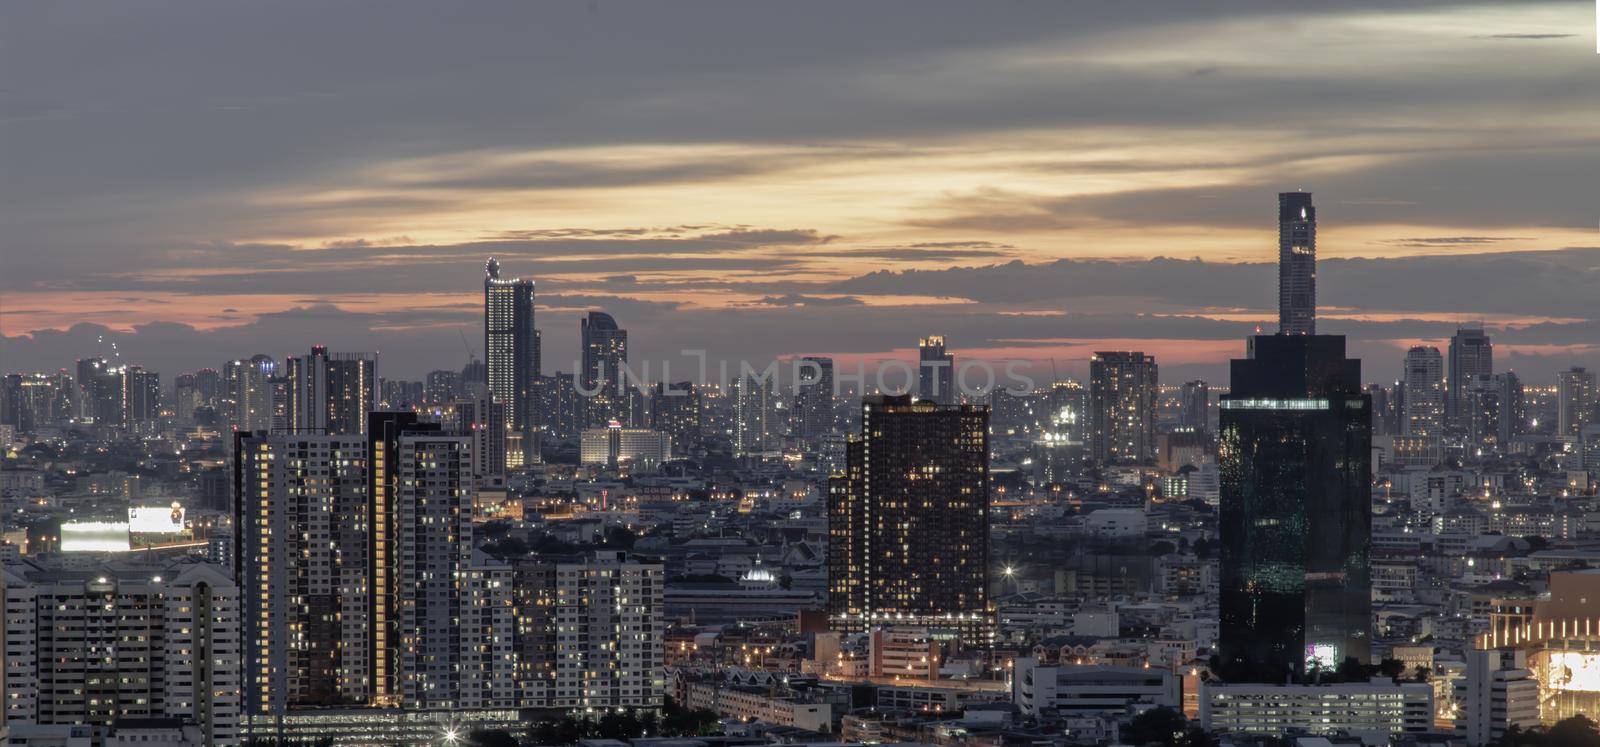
[484,257,538,446]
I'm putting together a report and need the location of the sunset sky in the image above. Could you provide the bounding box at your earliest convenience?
[3,1,1597,383]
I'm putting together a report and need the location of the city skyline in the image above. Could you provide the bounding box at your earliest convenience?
[3,1,1598,382]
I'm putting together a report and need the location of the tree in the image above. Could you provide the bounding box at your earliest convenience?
[1123,707,1189,747]
[466,729,519,747]
[1546,715,1600,747]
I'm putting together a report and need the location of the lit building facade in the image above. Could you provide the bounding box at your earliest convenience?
[828,394,991,640]
[483,257,539,448]
[917,336,956,405]
[286,345,375,435]
[1089,351,1157,465]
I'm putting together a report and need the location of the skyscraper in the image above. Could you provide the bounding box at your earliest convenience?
[1218,334,1371,682]
[828,394,990,639]
[794,356,836,441]
[1278,191,1316,335]
[1557,366,1597,437]
[650,381,701,457]
[731,372,776,456]
[1181,380,1210,433]
[1402,346,1444,438]
[917,336,956,405]
[234,430,373,717]
[1447,326,1493,430]
[224,355,276,432]
[484,257,539,447]
[580,311,628,427]
[1089,351,1158,464]
[286,345,375,435]
[123,364,161,433]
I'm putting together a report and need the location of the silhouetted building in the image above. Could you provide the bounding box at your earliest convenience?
[1218,334,1372,682]
[580,312,628,427]
[918,336,956,405]
[1448,326,1493,431]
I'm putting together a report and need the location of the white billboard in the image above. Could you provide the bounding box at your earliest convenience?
[128,503,186,534]
[60,521,131,552]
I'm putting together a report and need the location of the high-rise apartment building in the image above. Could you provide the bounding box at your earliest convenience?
[1180,380,1209,433]
[124,365,161,432]
[0,559,241,745]
[794,356,836,441]
[1557,366,1597,437]
[234,431,373,717]
[917,336,956,405]
[580,312,629,427]
[224,355,276,432]
[286,346,375,435]
[828,395,990,639]
[731,372,776,456]
[1277,191,1316,335]
[484,257,539,447]
[650,381,701,457]
[1089,352,1158,464]
[549,552,664,710]
[1402,346,1444,438]
[1447,326,1493,431]
[1218,335,1371,682]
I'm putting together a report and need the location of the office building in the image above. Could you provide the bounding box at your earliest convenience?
[1012,659,1181,717]
[1089,352,1158,464]
[1202,680,1432,743]
[917,336,956,405]
[286,346,375,435]
[1277,191,1317,335]
[1448,326,1493,430]
[580,312,628,427]
[484,257,539,447]
[1455,648,1539,746]
[424,369,461,405]
[1218,335,1371,682]
[1557,366,1596,437]
[1402,346,1444,438]
[828,395,990,639]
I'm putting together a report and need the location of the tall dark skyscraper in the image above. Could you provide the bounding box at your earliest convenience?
[794,356,836,440]
[1089,351,1157,464]
[484,257,539,445]
[1278,191,1317,335]
[828,394,990,640]
[1218,334,1371,682]
[1180,379,1210,433]
[917,336,956,405]
[580,311,628,427]
[1447,325,1493,430]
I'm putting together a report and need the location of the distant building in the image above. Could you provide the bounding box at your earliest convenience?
[1557,366,1597,437]
[917,336,956,405]
[1013,659,1180,717]
[794,356,836,441]
[1448,326,1493,431]
[580,312,629,427]
[1089,352,1157,464]
[1403,346,1444,439]
[1277,191,1316,335]
[286,345,375,435]
[483,257,539,444]
[580,423,672,469]
[650,381,702,456]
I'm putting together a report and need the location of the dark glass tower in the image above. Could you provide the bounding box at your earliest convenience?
[580,311,628,427]
[828,394,990,640]
[917,336,955,405]
[1278,192,1316,335]
[1218,334,1371,682]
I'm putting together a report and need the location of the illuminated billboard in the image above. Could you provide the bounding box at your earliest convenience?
[60,521,131,552]
[1543,650,1600,694]
[128,503,186,534]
